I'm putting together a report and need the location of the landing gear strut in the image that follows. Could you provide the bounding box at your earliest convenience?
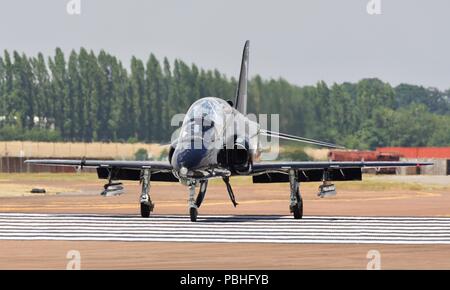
[223,176,238,207]
[140,169,154,218]
[289,170,303,219]
[188,180,208,222]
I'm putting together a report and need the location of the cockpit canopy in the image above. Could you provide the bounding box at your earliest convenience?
[179,97,232,148]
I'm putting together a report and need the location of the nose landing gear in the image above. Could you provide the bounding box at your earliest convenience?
[188,180,208,222]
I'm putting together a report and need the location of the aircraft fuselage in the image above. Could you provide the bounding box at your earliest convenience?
[170,97,259,183]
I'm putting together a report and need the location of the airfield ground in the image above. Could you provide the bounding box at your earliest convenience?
[0,173,449,269]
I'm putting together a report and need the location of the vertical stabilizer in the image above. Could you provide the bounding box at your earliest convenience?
[235,41,250,115]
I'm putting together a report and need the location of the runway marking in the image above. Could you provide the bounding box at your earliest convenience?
[1,213,450,244]
[0,190,442,212]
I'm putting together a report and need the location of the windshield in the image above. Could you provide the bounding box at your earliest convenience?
[179,98,230,148]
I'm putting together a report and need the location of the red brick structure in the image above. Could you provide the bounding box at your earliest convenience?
[376,147,450,159]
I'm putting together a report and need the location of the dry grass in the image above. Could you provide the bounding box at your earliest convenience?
[205,174,450,192]
[0,172,97,182]
[333,177,432,192]
[303,147,330,161]
[0,141,168,159]
[0,182,74,197]
[0,172,94,197]
[0,172,448,197]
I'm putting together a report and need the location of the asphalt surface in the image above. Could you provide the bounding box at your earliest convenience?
[1,213,450,244]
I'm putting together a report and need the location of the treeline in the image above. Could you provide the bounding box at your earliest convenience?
[0,48,449,149]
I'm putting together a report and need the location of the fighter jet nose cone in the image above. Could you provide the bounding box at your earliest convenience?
[172,147,208,172]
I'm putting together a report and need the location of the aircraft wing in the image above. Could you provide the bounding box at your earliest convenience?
[25,159,176,182]
[25,159,173,170]
[251,161,432,183]
[252,161,432,172]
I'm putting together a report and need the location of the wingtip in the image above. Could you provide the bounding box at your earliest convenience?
[24,159,43,164]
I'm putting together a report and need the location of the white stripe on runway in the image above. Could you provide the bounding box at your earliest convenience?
[0,213,450,244]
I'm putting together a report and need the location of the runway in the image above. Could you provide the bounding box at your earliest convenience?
[0,213,450,244]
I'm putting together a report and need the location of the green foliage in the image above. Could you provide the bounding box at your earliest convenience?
[0,48,449,148]
[126,137,139,144]
[0,126,61,141]
[134,148,149,161]
[157,148,169,161]
[278,146,311,161]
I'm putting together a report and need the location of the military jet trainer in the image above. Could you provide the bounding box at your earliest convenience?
[26,41,432,222]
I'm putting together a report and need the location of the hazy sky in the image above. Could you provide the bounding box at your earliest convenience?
[1,0,449,90]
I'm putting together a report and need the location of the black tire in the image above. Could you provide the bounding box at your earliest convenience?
[292,191,303,220]
[190,207,198,222]
[292,188,303,219]
[141,202,151,218]
[292,199,303,219]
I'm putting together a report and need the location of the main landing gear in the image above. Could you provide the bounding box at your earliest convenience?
[140,169,154,218]
[188,180,208,222]
[289,170,303,219]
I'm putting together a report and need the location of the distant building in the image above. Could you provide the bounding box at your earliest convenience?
[377,147,450,175]
[328,150,400,174]
[329,148,450,175]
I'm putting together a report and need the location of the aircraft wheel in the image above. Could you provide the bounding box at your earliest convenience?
[141,202,151,218]
[190,207,198,222]
[292,201,303,219]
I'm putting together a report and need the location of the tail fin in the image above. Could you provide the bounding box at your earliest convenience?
[235,40,250,115]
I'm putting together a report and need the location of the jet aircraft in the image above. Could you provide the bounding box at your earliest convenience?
[26,41,431,221]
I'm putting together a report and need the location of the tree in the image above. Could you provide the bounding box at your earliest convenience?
[48,48,68,136]
[0,49,449,148]
[12,52,35,129]
[31,53,52,130]
[67,50,81,139]
[0,56,5,124]
[162,57,173,141]
[146,54,164,142]
[130,56,147,141]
